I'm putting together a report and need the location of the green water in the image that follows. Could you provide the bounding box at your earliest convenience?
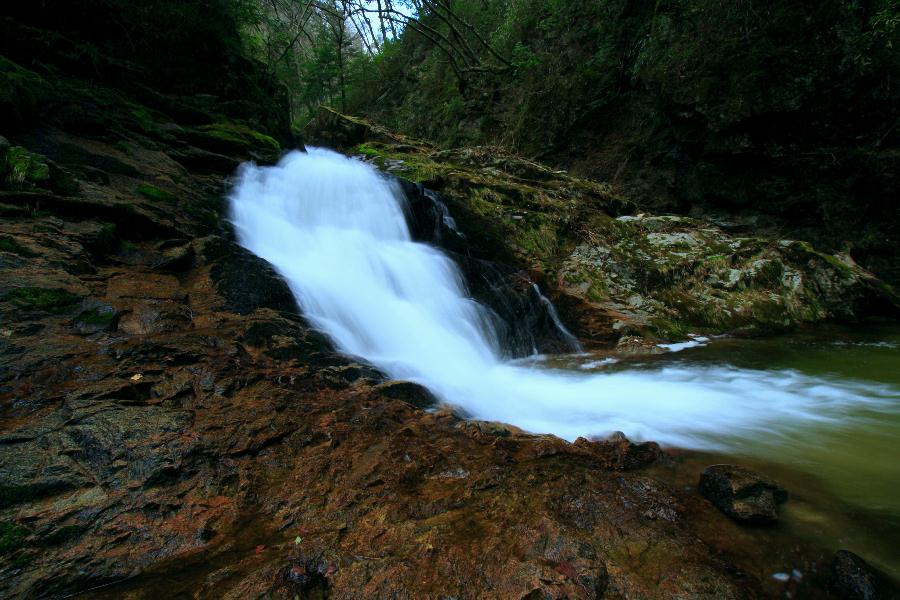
[580,322,900,578]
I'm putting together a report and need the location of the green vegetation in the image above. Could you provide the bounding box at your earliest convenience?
[3,287,81,312]
[136,184,178,204]
[0,236,33,256]
[75,307,116,327]
[120,240,139,253]
[0,522,28,555]
[197,123,280,151]
[4,146,50,189]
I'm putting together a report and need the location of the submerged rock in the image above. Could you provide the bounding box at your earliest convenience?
[830,550,900,600]
[699,464,788,524]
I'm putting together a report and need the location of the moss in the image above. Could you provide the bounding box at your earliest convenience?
[120,240,139,253]
[76,307,117,327]
[196,123,280,151]
[351,142,448,183]
[184,203,220,229]
[3,287,81,312]
[0,236,34,256]
[353,142,382,157]
[649,317,688,340]
[4,146,50,188]
[0,522,28,555]
[744,258,785,289]
[94,222,119,254]
[136,184,178,204]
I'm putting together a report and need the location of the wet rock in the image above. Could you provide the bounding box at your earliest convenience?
[615,335,666,356]
[4,146,50,190]
[210,246,297,315]
[597,433,664,470]
[175,123,280,160]
[73,303,118,334]
[830,550,900,600]
[375,380,439,409]
[699,464,788,523]
[591,561,610,597]
[154,240,195,271]
[168,146,241,173]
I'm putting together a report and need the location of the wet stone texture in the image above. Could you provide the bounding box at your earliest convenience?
[830,550,900,600]
[699,464,789,524]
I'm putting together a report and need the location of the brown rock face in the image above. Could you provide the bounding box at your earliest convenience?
[698,464,788,524]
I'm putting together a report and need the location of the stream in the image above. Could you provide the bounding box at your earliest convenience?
[230,148,900,578]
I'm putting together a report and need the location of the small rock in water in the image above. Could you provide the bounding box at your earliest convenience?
[830,549,900,600]
[698,464,788,524]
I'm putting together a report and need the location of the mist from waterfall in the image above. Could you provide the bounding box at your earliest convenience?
[229,148,898,448]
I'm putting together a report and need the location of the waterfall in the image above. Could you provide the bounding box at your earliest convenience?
[229,148,897,448]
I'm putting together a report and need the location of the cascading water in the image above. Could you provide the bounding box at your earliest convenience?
[229,148,899,448]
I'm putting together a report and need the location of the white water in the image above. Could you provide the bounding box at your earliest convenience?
[229,148,898,448]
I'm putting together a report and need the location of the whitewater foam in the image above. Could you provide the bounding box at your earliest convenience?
[230,148,899,448]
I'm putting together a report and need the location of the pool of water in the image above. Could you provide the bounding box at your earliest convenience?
[537,322,900,577]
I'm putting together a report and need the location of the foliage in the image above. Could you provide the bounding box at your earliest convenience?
[3,287,80,312]
[136,185,177,204]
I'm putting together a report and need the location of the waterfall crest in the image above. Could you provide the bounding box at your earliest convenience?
[230,148,897,448]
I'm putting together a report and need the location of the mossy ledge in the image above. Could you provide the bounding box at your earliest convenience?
[307,108,900,345]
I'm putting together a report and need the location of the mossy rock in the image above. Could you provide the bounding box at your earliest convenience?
[3,287,81,313]
[74,306,117,332]
[0,236,35,256]
[136,184,178,204]
[0,522,28,555]
[179,122,280,157]
[4,146,50,189]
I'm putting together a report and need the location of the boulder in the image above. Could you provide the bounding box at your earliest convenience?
[698,464,787,524]
[830,550,900,600]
